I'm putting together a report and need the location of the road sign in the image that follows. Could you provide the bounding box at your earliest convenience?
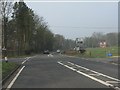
[75,38,86,53]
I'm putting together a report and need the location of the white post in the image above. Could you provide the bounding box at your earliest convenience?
[5,56,8,63]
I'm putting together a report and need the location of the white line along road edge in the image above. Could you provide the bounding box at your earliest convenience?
[57,61,120,89]
[22,57,31,64]
[7,66,25,89]
[21,60,27,64]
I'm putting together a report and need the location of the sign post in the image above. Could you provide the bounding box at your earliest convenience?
[75,38,86,54]
[2,47,8,63]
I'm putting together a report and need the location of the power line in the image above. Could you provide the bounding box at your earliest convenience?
[50,26,118,29]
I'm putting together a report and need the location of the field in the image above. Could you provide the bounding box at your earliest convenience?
[65,46,119,58]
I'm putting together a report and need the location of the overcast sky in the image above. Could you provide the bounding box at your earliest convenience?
[25,1,118,40]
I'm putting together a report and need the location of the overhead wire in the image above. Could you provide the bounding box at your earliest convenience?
[49,26,118,29]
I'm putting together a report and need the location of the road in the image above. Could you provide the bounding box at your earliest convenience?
[6,54,119,89]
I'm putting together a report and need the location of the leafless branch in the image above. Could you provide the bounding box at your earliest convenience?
[0,0,13,18]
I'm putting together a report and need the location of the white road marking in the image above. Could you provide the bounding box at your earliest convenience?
[57,61,120,89]
[22,57,31,64]
[48,54,53,57]
[58,62,76,71]
[111,63,118,66]
[21,60,27,64]
[68,62,90,71]
[68,62,120,82]
[68,62,74,65]
[76,70,114,87]
[7,66,25,89]
[26,57,31,60]
[88,74,100,76]
[57,61,113,87]
[106,81,120,84]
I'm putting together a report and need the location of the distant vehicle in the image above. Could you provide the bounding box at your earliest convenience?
[43,50,50,54]
[56,49,60,53]
[61,50,65,54]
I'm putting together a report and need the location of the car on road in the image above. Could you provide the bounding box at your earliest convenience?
[43,50,50,54]
[56,49,60,53]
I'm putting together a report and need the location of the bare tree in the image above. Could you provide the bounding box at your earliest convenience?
[0,1,13,18]
[0,0,13,58]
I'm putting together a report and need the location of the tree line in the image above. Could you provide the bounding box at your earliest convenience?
[0,1,119,57]
[0,1,75,57]
[84,32,119,48]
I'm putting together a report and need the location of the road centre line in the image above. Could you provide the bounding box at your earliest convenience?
[57,61,120,89]
[57,62,113,87]
[7,66,25,89]
[88,74,100,76]
[106,81,120,84]
[68,62,120,82]
[68,62,90,71]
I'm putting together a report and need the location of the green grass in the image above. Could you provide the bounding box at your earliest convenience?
[1,62,19,79]
[65,46,119,58]
[83,46,119,58]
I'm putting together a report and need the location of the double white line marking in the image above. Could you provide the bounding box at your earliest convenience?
[58,61,120,89]
[67,62,119,82]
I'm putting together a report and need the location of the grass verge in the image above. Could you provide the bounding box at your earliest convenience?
[1,62,19,79]
[65,46,119,58]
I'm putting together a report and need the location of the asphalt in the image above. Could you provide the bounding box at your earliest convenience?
[64,56,118,79]
[2,57,27,63]
[5,54,119,89]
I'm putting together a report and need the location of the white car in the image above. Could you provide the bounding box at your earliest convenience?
[57,50,60,53]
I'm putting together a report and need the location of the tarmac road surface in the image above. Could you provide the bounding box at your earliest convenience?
[5,54,120,89]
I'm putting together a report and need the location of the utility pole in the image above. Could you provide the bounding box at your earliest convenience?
[1,2,8,62]
[0,16,2,59]
[2,16,8,62]
[0,1,13,62]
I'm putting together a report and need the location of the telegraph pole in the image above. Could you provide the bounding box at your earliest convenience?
[0,16,2,59]
[1,9,8,62]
